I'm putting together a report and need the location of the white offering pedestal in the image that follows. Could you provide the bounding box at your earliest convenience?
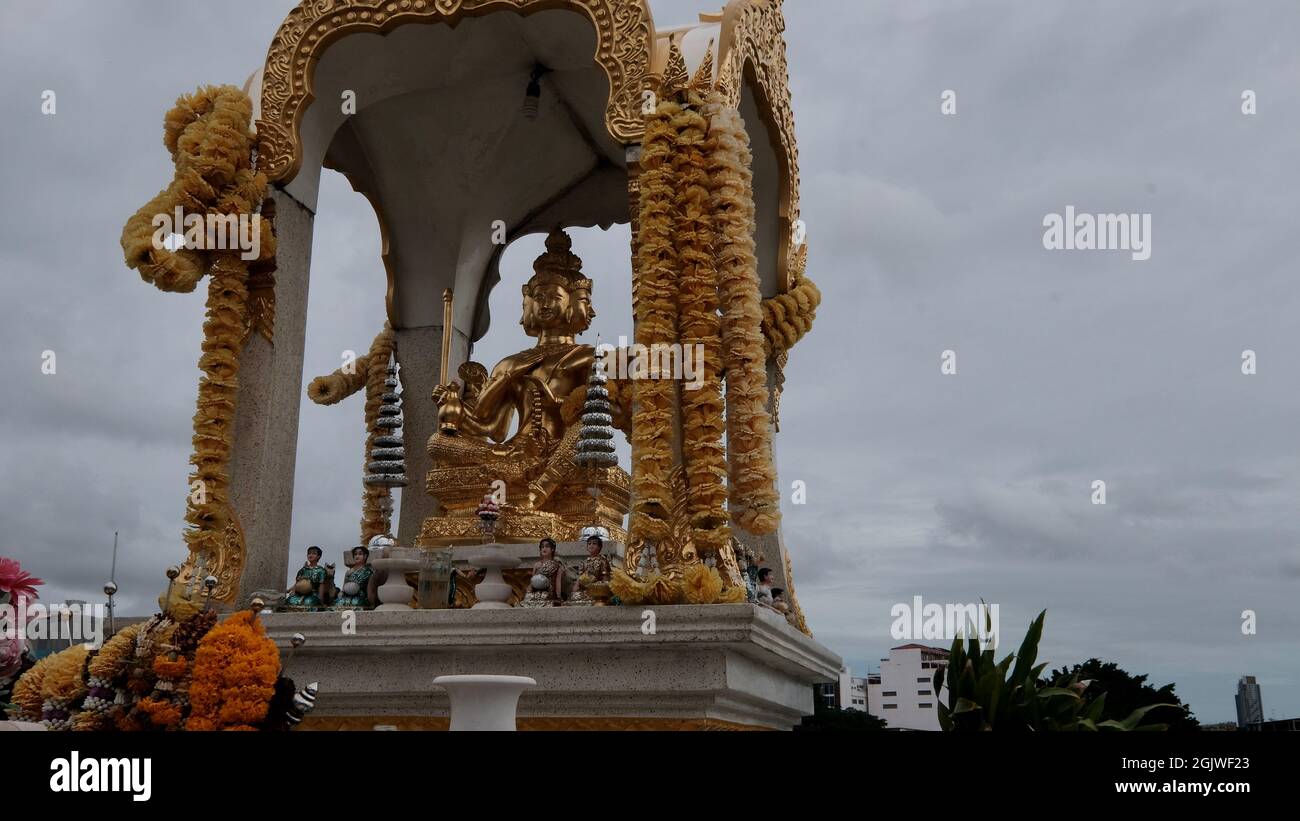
[372,556,421,611]
[466,544,516,609]
[433,674,536,731]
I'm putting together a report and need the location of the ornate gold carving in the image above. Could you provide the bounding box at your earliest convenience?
[689,38,715,90]
[257,0,652,184]
[624,465,741,585]
[659,37,690,96]
[716,0,801,291]
[781,544,809,636]
[177,505,246,604]
[244,268,277,343]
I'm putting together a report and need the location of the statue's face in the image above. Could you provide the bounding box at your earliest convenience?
[533,283,569,324]
[522,280,591,336]
[586,539,601,556]
[540,542,556,559]
[352,548,368,564]
[306,550,320,566]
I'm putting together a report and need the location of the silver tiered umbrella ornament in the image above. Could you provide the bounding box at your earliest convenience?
[575,347,618,469]
[364,354,409,528]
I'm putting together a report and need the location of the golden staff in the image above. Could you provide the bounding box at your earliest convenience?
[441,288,453,382]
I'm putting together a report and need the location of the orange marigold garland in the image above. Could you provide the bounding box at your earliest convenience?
[185,610,279,731]
[630,97,683,542]
[704,91,781,535]
[671,91,730,552]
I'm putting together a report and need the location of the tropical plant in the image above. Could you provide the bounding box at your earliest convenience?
[932,610,1175,731]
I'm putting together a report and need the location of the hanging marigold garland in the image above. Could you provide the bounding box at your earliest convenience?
[630,97,683,542]
[671,91,730,553]
[307,321,397,543]
[119,85,276,595]
[703,90,781,536]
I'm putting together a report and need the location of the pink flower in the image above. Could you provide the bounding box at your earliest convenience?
[0,557,42,607]
[0,637,24,680]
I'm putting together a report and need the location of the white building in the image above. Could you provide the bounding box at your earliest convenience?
[818,666,870,711]
[846,676,868,711]
[866,644,950,731]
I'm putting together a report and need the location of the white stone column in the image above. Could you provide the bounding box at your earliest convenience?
[229,187,314,602]
[394,324,470,545]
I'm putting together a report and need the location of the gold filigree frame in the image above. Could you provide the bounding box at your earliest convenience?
[716,0,801,291]
[257,0,653,184]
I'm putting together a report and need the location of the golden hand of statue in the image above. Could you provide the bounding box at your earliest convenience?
[435,382,464,433]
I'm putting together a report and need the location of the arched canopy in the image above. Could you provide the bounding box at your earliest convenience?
[247,0,801,340]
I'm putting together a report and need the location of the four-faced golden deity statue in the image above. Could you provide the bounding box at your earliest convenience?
[415,230,630,547]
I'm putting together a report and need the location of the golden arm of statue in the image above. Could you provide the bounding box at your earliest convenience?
[446,357,533,443]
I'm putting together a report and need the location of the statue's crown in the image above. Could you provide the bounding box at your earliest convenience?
[526,229,592,293]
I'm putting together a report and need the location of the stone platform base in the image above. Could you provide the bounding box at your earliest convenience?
[263,604,840,731]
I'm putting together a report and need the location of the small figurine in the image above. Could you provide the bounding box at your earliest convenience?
[334,545,377,609]
[530,538,565,604]
[285,546,331,610]
[518,573,556,608]
[568,529,612,606]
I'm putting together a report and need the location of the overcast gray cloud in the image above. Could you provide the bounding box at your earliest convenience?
[1,0,1297,724]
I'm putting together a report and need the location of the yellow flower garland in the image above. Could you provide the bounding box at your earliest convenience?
[762,245,820,357]
[631,98,682,541]
[41,644,90,704]
[672,92,730,553]
[307,322,397,543]
[119,85,276,582]
[704,91,781,536]
[361,323,398,541]
[8,653,52,721]
[86,622,143,682]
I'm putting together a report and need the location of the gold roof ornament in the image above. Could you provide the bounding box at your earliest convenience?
[690,38,716,91]
[660,37,691,97]
[715,52,739,100]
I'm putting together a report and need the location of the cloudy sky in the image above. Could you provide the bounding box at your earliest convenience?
[2,0,1297,724]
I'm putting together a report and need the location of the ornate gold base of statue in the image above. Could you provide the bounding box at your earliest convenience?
[415,231,631,550]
